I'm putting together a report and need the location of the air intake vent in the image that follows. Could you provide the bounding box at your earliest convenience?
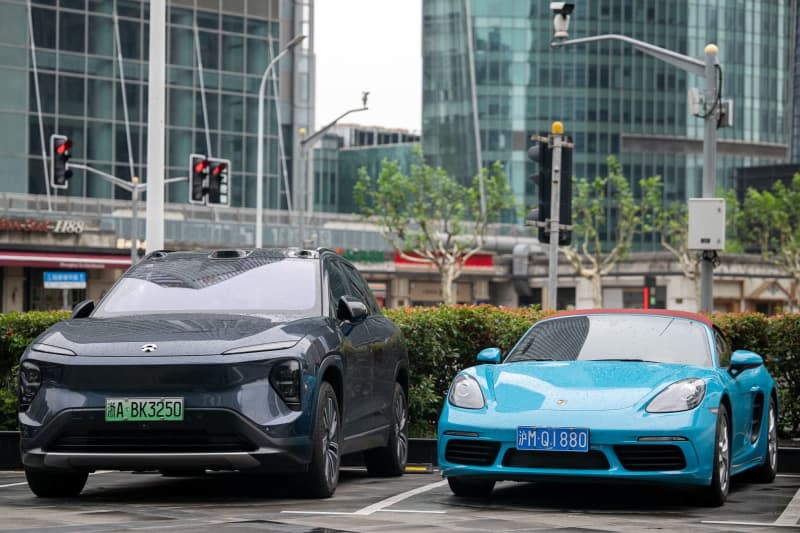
[503,449,610,470]
[614,445,686,471]
[209,249,251,259]
[444,439,500,466]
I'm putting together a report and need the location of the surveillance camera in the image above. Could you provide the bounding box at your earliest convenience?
[550,2,574,40]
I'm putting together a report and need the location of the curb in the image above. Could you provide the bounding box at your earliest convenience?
[2,433,798,473]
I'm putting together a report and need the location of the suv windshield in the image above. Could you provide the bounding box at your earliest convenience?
[93,255,320,317]
[505,315,712,367]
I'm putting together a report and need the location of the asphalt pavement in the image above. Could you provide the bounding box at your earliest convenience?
[0,467,797,532]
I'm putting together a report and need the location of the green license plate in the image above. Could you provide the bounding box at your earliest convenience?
[105,398,184,422]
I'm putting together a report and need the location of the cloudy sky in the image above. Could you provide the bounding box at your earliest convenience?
[314,0,422,132]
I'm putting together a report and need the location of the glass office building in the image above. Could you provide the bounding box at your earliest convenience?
[422,1,794,230]
[0,0,308,210]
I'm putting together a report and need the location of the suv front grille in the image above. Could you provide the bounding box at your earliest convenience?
[444,439,500,466]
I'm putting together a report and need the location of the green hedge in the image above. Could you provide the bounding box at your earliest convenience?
[0,308,798,438]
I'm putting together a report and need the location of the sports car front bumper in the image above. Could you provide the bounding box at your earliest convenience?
[437,403,719,486]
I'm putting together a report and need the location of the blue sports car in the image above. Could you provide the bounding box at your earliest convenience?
[437,309,778,506]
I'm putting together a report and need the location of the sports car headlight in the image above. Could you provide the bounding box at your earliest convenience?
[448,374,485,409]
[646,378,706,413]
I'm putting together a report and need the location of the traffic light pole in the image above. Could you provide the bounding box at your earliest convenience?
[547,134,563,310]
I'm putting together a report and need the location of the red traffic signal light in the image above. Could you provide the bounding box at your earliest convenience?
[50,134,73,189]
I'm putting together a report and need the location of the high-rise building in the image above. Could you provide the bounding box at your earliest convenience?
[422,1,794,234]
[0,0,313,211]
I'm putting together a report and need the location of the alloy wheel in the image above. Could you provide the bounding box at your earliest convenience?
[767,402,777,471]
[718,415,730,493]
[394,392,409,466]
[321,396,339,486]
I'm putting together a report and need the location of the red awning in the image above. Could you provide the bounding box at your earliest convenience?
[0,250,131,270]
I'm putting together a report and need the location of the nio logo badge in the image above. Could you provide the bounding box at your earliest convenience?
[141,344,158,352]
[556,399,567,406]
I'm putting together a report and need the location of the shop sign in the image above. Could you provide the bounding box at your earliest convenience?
[0,218,85,234]
[342,250,388,263]
[43,271,87,289]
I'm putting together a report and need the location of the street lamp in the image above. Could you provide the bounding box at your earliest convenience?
[255,34,306,249]
[296,96,369,245]
[549,4,722,312]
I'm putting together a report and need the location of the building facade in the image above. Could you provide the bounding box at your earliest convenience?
[422,0,795,238]
[0,0,317,310]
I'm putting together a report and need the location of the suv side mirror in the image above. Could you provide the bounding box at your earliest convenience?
[477,347,502,364]
[71,299,94,319]
[729,349,763,376]
[337,295,368,323]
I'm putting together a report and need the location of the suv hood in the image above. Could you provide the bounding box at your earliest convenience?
[33,314,310,357]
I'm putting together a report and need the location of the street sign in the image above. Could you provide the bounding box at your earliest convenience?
[43,271,87,289]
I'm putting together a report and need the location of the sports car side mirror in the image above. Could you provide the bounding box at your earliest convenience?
[71,299,94,319]
[337,295,368,323]
[477,347,502,364]
[729,350,763,376]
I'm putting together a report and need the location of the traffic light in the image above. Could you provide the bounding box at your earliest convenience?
[207,159,230,206]
[527,138,550,243]
[50,134,73,189]
[528,136,572,245]
[190,154,210,204]
[643,275,657,309]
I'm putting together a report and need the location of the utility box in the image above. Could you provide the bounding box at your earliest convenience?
[688,198,726,250]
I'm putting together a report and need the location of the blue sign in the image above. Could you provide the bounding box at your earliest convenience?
[43,271,87,289]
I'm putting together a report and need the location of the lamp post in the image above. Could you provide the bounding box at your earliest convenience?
[549,5,721,312]
[255,34,306,249]
[297,98,369,245]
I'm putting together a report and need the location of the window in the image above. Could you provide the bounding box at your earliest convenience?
[327,261,349,317]
[714,329,731,367]
[342,263,380,315]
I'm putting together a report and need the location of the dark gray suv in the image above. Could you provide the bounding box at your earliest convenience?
[19,248,409,498]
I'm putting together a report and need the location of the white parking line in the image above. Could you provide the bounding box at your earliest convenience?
[0,470,113,490]
[702,485,800,529]
[775,486,800,527]
[281,479,449,517]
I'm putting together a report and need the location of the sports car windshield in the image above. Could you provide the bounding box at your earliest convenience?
[505,315,712,367]
[93,257,320,317]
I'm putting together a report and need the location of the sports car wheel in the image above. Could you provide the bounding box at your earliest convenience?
[25,468,88,498]
[701,403,730,507]
[365,383,408,477]
[447,477,495,497]
[295,381,340,498]
[751,397,778,483]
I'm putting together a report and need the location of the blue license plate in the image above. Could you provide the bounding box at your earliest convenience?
[516,426,589,452]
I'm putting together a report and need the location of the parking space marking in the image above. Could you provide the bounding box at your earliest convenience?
[281,479,449,517]
[775,486,800,526]
[0,470,113,490]
[702,485,800,529]
[353,479,448,515]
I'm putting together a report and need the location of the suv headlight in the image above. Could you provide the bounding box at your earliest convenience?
[448,374,485,409]
[647,378,706,413]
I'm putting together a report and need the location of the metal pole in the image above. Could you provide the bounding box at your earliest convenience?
[700,44,719,313]
[547,132,562,310]
[193,25,213,158]
[113,12,137,183]
[145,0,166,253]
[256,35,306,248]
[27,1,52,211]
[463,0,485,217]
[131,177,139,265]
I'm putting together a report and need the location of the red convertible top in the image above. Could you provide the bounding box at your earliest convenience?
[552,308,714,328]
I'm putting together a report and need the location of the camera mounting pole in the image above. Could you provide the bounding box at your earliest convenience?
[551,30,721,312]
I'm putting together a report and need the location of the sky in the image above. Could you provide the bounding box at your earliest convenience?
[314,0,422,133]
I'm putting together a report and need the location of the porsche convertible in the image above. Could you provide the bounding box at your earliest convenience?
[437,309,778,506]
